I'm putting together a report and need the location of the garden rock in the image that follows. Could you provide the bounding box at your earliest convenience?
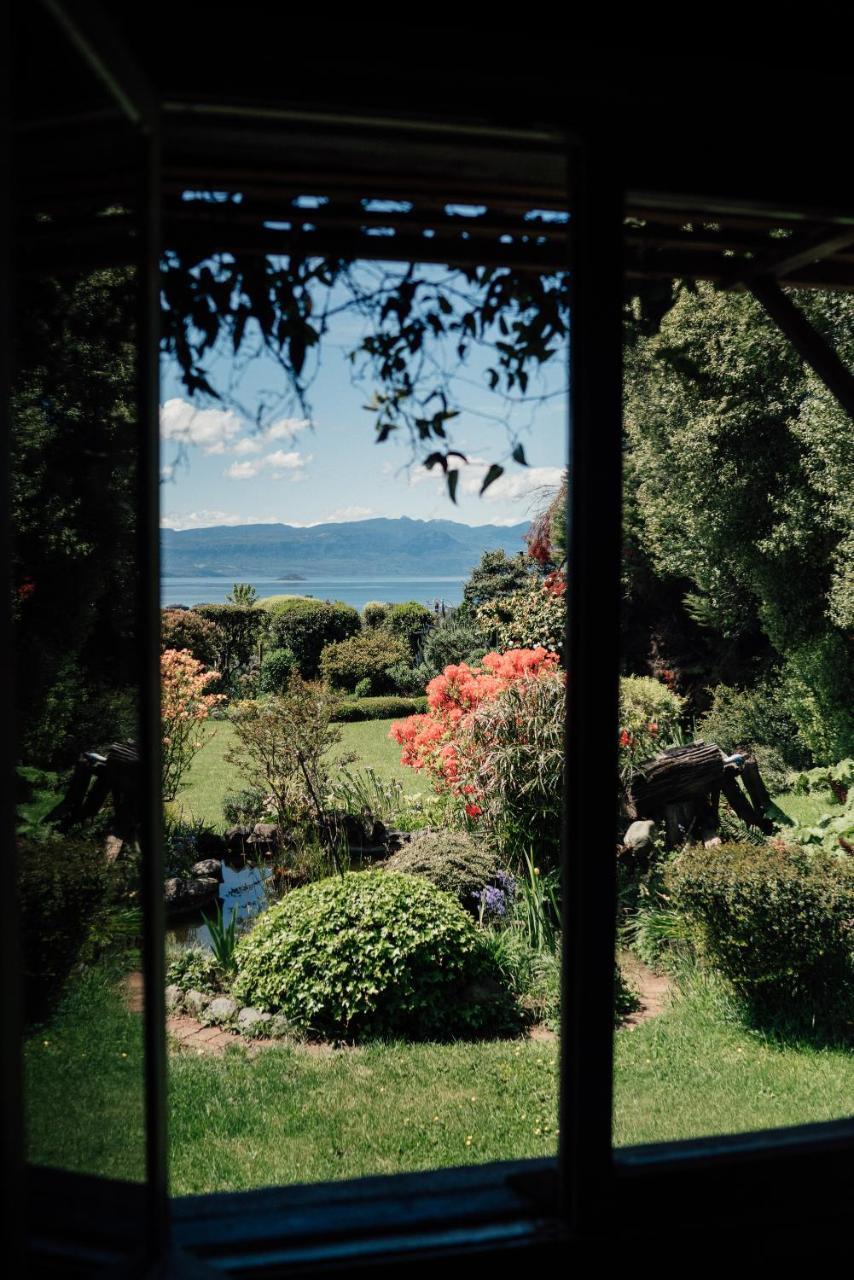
[164,876,219,915]
[268,1013,296,1040]
[165,984,183,1013]
[191,858,223,880]
[207,995,239,1025]
[225,825,251,851]
[624,819,656,853]
[184,988,211,1018]
[196,830,227,858]
[237,1006,272,1036]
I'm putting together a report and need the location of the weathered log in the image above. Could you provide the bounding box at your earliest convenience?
[631,742,725,815]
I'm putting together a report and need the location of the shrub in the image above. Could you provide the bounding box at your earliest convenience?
[384,829,504,909]
[165,944,221,994]
[319,630,409,693]
[697,677,808,791]
[422,608,488,676]
[254,594,316,612]
[385,660,431,696]
[226,677,342,833]
[193,604,268,691]
[161,649,224,802]
[161,608,224,670]
[222,785,272,827]
[362,601,389,629]
[232,870,518,1040]
[257,646,297,695]
[666,841,854,1025]
[266,599,361,678]
[333,695,427,722]
[383,601,435,657]
[618,675,685,771]
[477,575,566,655]
[18,835,112,1020]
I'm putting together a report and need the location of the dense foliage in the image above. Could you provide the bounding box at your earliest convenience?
[232,871,518,1040]
[266,599,361,678]
[192,604,267,693]
[257,646,297,695]
[160,649,223,802]
[382,601,435,657]
[333,695,428,722]
[666,841,854,1026]
[319,630,410,694]
[385,830,504,911]
[160,609,225,672]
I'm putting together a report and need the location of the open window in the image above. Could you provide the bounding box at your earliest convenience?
[7,11,854,1273]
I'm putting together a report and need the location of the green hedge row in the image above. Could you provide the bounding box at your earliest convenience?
[333,695,427,722]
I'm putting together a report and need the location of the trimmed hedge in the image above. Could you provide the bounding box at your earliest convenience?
[666,841,854,1024]
[383,601,435,657]
[384,829,503,911]
[319,631,409,693]
[333,695,427,722]
[232,870,518,1040]
[257,646,297,695]
[266,599,361,678]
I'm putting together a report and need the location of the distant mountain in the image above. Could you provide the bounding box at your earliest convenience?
[161,517,530,579]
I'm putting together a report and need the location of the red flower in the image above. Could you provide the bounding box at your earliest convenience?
[17,578,36,600]
[648,721,659,734]
[619,729,632,748]
[465,803,482,818]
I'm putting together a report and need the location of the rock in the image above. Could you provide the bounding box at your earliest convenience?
[251,822,279,844]
[704,835,723,848]
[225,825,251,847]
[164,876,219,915]
[624,819,656,853]
[268,1013,296,1040]
[237,1007,272,1036]
[207,996,239,1025]
[184,988,211,1017]
[191,858,223,881]
[196,830,226,858]
[164,984,183,1013]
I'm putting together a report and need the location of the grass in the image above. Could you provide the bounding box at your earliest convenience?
[25,959,854,1192]
[172,717,431,826]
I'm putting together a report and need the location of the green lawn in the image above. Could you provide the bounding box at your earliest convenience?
[171,717,432,827]
[25,962,854,1192]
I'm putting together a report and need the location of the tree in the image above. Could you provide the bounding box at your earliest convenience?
[227,582,258,607]
[625,282,854,762]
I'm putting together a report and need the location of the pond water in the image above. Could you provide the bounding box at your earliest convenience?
[166,859,271,950]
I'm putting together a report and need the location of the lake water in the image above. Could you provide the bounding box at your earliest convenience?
[161,576,465,611]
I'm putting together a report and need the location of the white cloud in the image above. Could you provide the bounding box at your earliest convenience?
[231,437,263,456]
[410,456,562,505]
[264,417,310,441]
[223,449,311,481]
[160,510,286,531]
[160,398,243,454]
[321,506,374,523]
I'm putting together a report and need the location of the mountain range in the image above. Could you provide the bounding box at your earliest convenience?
[161,517,530,578]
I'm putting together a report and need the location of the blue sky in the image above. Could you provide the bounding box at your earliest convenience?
[159,266,568,531]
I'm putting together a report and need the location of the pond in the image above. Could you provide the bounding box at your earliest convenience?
[166,858,272,950]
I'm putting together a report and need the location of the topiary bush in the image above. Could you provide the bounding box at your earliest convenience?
[266,599,361,678]
[384,829,503,911]
[319,630,409,693]
[333,695,428,722]
[383,601,435,657]
[257,646,297,695]
[666,841,854,1027]
[232,870,518,1040]
[362,601,389,629]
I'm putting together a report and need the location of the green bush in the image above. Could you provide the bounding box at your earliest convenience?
[422,608,488,676]
[193,604,267,691]
[333,695,427,722]
[384,829,503,910]
[17,835,112,1021]
[666,841,854,1025]
[257,647,297,695]
[232,871,518,1040]
[383,601,435,657]
[697,677,808,791]
[166,945,221,994]
[266,599,361,678]
[319,630,409,693]
[386,660,432,696]
[362,601,389,629]
[160,608,224,670]
[254,594,316,612]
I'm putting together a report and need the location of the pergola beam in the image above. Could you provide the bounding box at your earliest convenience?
[749,276,854,419]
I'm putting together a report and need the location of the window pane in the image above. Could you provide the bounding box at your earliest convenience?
[159,216,568,1193]
[613,272,854,1146]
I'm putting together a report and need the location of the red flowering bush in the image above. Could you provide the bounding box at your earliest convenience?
[161,649,224,801]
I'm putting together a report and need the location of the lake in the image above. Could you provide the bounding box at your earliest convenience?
[161,576,465,611]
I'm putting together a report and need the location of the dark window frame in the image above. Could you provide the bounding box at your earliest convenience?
[7,12,854,1273]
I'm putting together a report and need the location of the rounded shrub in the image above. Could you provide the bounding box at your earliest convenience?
[319,630,409,693]
[266,599,361,678]
[257,646,297,694]
[362,601,389,629]
[384,829,504,910]
[383,601,435,657]
[666,841,854,1026]
[232,870,517,1040]
[161,607,224,670]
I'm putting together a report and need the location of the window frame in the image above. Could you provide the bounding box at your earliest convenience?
[7,11,854,1273]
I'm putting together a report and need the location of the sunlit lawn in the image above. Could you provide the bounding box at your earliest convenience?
[171,716,431,827]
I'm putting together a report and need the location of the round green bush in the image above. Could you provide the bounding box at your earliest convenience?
[266,599,361,678]
[383,601,435,657]
[319,630,409,693]
[232,870,516,1040]
[666,841,854,1026]
[384,829,503,910]
[257,646,297,694]
[362,601,389,629]
[161,607,225,670]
